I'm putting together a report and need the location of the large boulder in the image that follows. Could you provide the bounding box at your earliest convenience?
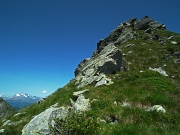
[74,43,122,88]
[22,107,69,135]
[0,97,15,120]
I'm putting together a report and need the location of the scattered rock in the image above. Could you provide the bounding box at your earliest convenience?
[141,42,146,45]
[122,101,131,107]
[167,36,174,40]
[140,70,145,72]
[97,118,106,123]
[124,44,135,48]
[90,99,99,103]
[171,41,177,44]
[2,120,12,127]
[13,112,26,117]
[0,129,5,133]
[128,51,133,54]
[70,94,91,113]
[73,89,89,97]
[114,101,118,105]
[146,105,166,113]
[149,67,168,76]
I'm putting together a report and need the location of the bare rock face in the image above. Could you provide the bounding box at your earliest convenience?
[74,43,122,88]
[0,97,15,120]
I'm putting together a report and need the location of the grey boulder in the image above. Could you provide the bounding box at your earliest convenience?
[22,107,69,135]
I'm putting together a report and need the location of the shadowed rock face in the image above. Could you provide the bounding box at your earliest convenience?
[0,98,15,120]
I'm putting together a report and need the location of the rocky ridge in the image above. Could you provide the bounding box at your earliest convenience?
[74,16,172,88]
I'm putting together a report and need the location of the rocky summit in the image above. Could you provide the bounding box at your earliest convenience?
[74,16,170,88]
[0,16,180,135]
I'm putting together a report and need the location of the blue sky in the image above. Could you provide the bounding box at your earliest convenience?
[0,0,180,97]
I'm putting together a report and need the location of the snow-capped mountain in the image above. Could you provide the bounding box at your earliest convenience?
[1,93,41,110]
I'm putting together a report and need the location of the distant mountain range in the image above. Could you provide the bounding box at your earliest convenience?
[0,93,41,110]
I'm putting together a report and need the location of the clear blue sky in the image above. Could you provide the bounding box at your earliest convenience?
[0,0,180,97]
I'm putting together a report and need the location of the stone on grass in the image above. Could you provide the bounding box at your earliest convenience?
[2,120,13,127]
[14,112,26,117]
[73,89,89,97]
[22,107,69,135]
[0,129,5,133]
[70,94,91,113]
[171,41,177,44]
[149,67,168,76]
[146,105,166,113]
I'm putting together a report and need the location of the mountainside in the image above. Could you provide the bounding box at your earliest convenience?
[0,16,180,135]
[0,98,15,120]
[1,93,41,110]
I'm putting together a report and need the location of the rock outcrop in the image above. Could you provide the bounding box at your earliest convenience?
[96,16,166,53]
[75,43,122,88]
[0,97,15,120]
[74,16,166,88]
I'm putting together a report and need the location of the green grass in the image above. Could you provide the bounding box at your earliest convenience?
[0,29,180,135]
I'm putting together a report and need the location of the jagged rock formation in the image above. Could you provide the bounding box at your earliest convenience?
[0,97,15,120]
[75,44,122,88]
[22,90,91,135]
[95,16,166,54]
[74,16,167,88]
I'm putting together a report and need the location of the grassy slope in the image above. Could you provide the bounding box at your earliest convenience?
[1,29,180,135]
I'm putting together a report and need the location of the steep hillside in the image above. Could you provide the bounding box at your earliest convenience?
[0,16,180,135]
[0,98,15,120]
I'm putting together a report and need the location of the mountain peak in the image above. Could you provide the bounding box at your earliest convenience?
[1,93,41,110]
